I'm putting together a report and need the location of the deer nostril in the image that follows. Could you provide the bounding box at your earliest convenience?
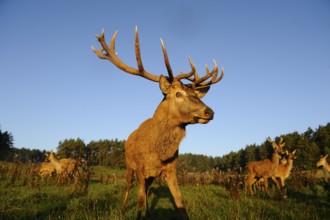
[204,107,214,118]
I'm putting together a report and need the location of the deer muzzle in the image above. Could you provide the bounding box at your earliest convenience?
[195,107,214,124]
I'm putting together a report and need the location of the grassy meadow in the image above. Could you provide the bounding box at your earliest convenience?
[0,162,329,220]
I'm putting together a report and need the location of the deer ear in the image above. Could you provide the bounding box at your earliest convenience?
[159,75,171,94]
[194,86,210,98]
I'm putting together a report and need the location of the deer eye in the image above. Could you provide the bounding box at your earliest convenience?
[176,92,182,98]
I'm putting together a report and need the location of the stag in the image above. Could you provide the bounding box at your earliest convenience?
[245,137,285,197]
[92,27,224,219]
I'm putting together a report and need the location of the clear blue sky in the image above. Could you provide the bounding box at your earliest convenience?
[1,0,329,157]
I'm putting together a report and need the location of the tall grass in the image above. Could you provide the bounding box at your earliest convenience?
[0,163,329,220]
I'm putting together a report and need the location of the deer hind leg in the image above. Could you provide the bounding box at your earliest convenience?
[165,173,189,220]
[39,171,45,183]
[44,171,51,184]
[245,176,257,197]
[263,177,270,193]
[121,167,134,216]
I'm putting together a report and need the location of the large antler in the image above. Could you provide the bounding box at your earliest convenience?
[92,27,161,82]
[181,60,224,89]
[92,27,224,87]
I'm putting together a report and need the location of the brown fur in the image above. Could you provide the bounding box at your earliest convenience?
[122,80,214,220]
[274,150,296,187]
[245,138,284,197]
[316,154,330,173]
[59,158,79,178]
[39,161,55,182]
[46,150,67,183]
[45,152,79,179]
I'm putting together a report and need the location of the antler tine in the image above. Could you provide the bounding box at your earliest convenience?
[192,60,224,88]
[194,60,218,85]
[266,137,273,143]
[135,26,144,72]
[175,57,196,81]
[279,137,286,148]
[160,38,174,81]
[92,27,160,82]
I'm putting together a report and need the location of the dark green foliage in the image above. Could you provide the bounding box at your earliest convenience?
[86,139,125,168]
[179,153,215,172]
[0,128,14,161]
[214,123,330,171]
[1,123,330,172]
[57,138,87,159]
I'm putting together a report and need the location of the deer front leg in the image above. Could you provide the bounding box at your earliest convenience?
[165,173,189,220]
[136,174,147,220]
[270,176,281,189]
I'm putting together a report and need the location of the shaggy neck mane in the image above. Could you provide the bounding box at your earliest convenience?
[152,100,186,162]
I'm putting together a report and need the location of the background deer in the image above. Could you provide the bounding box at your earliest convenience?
[244,137,285,197]
[46,150,68,183]
[39,161,55,182]
[92,27,224,220]
[274,149,296,188]
[45,152,80,181]
[316,154,330,174]
[58,158,80,180]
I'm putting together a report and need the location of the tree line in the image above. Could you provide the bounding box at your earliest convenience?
[0,128,126,169]
[212,123,330,172]
[1,123,330,172]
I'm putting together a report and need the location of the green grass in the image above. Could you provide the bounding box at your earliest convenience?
[0,165,329,220]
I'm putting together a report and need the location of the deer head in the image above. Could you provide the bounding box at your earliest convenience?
[316,154,328,167]
[266,137,285,154]
[286,149,297,160]
[92,27,224,126]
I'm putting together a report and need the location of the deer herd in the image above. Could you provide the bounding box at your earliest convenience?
[244,137,298,197]
[36,150,81,184]
[21,27,329,219]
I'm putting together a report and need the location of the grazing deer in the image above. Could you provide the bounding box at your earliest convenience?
[316,154,330,173]
[245,137,285,197]
[92,27,224,220]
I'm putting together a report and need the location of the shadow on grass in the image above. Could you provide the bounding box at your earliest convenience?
[287,189,330,206]
[145,185,183,219]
